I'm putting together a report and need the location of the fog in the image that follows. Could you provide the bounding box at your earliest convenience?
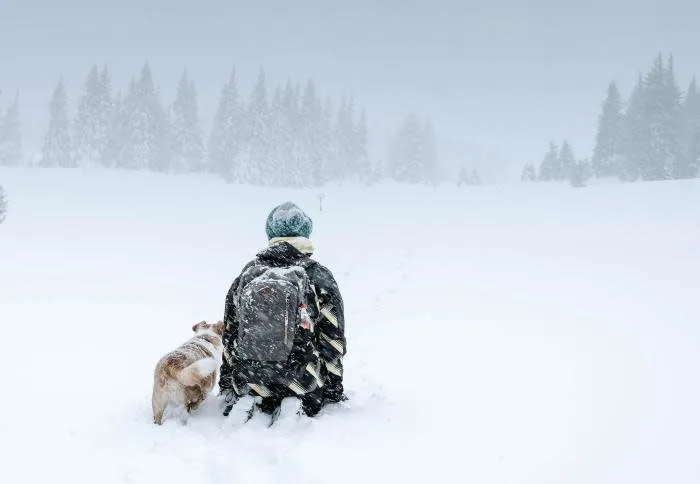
[1,0,698,181]
[2,3,700,482]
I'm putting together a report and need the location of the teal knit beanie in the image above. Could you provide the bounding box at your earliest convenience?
[265,202,313,240]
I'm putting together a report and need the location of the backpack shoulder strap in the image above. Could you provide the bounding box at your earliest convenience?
[296,257,316,271]
[295,258,321,312]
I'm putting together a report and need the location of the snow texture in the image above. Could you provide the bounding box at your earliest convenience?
[1,167,699,484]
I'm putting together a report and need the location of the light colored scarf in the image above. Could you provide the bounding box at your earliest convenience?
[269,236,314,255]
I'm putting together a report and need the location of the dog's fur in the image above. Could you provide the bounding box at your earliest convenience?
[152,321,225,425]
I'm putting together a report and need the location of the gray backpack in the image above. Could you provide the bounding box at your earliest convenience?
[235,261,313,362]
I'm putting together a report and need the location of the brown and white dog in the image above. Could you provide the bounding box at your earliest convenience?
[152,320,225,425]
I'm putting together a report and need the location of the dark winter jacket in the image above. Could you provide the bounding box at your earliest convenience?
[219,241,346,401]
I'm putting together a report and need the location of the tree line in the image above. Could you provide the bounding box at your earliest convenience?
[523,54,700,186]
[0,63,441,187]
[521,139,591,187]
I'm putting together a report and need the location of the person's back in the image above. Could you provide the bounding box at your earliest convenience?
[219,202,346,418]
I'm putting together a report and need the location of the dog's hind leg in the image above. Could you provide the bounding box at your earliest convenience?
[185,386,206,414]
[152,381,177,425]
[152,390,166,425]
[153,409,165,425]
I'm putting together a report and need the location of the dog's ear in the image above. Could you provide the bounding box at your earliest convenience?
[192,321,208,333]
[213,320,225,335]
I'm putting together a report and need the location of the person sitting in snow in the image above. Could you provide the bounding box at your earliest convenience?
[218,202,347,418]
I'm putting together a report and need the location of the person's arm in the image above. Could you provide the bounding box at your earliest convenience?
[312,265,347,401]
[218,280,238,395]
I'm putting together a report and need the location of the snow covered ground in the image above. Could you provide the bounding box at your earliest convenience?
[1,167,699,484]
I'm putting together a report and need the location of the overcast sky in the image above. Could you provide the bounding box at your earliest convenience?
[1,0,698,181]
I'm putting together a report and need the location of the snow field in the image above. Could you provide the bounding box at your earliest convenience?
[0,168,699,483]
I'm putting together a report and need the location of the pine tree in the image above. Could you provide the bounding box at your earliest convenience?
[73,65,113,167]
[592,81,625,178]
[116,82,139,170]
[40,80,73,168]
[470,169,481,185]
[559,140,576,181]
[520,163,537,182]
[0,93,22,167]
[319,97,335,184]
[72,66,98,165]
[388,113,439,184]
[660,55,683,178]
[120,64,170,172]
[170,71,204,173]
[621,75,646,181]
[458,166,482,185]
[538,141,560,181]
[103,90,126,169]
[390,113,426,183]
[98,66,114,167]
[0,185,6,224]
[367,161,385,185]
[299,80,324,186]
[638,54,681,181]
[280,80,301,186]
[240,71,271,184]
[423,118,438,184]
[208,69,244,181]
[570,159,592,187]
[354,109,371,182]
[458,165,470,185]
[266,86,286,186]
[334,96,356,181]
[676,78,700,178]
[291,82,305,185]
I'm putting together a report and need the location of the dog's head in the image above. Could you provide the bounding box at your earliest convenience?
[192,320,225,336]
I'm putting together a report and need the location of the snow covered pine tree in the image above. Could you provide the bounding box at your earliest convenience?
[218,202,347,423]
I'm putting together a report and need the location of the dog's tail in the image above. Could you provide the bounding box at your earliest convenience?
[176,358,219,386]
